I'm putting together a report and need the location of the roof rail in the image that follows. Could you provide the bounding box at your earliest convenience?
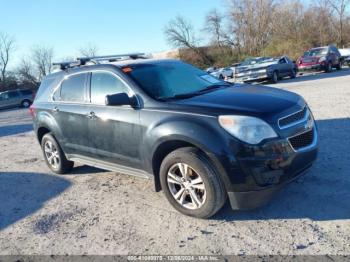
[77,53,146,65]
[53,53,146,70]
[52,61,80,70]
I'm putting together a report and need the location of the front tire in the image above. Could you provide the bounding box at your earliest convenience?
[41,133,74,174]
[325,62,332,73]
[160,147,226,218]
[335,62,342,70]
[290,69,297,79]
[271,71,279,83]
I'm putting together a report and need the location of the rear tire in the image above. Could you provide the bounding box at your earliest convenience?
[159,147,226,218]
[21,99,31,108]
[41,133,74,174]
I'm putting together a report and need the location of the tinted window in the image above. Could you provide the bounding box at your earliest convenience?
[90,72,128,104]
[8,91,19,98]
[60,74,87,102]
[19,90,33,95]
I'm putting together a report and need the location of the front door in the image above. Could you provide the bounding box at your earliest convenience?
[87,71,142,169]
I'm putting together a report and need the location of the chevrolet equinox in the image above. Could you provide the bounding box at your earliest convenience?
[31,54,318,218]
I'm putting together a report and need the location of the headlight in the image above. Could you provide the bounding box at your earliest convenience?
[319,56,326,62]
[218,115,278,144]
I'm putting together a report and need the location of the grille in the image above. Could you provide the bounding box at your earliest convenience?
[288,129,314,150]
[279,107,307,128]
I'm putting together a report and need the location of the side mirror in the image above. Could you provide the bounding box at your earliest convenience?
[105,93,133,107]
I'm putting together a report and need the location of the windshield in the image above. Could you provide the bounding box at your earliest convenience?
[125,61,228,100]
[240,57,275,66]
[304,48,328,57]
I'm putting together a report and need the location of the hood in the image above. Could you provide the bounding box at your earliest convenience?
[172,84,304,121]
[235,61,277,72]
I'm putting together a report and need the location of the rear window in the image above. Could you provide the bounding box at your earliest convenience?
[60,74,87,102]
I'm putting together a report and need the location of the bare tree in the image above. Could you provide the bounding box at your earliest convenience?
[203,9,225,47]
[328,0,350,46]
[0,32,15,83]
[164,15,212,64]
[17,57,38,86]
[32,46,54,81]
[79,43,99,57]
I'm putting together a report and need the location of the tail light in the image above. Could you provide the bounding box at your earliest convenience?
[29,104,36,118]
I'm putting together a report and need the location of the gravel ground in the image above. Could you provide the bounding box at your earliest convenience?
[0,69,349,255]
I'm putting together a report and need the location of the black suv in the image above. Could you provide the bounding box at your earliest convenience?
[31,54,318,218]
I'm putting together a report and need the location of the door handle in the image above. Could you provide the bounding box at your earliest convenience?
[53,107,59,112]
[86,111,96,119]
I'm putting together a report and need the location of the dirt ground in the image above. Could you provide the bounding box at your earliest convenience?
[0,69,349,255]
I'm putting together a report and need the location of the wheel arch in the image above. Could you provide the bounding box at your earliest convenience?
[149,134,231,193]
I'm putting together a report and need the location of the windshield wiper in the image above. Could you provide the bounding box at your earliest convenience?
[158,83,232,101]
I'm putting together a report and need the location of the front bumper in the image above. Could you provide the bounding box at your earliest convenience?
[228,164,311,210]
[234,72,268,83]
[226,125,318,210]
[297,64,323,71]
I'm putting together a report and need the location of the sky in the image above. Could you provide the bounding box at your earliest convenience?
[0,0,225,68]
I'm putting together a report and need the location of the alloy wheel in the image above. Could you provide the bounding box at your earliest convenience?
[167,163,206,210]
[44,140,60,169]
[22,101,30,108]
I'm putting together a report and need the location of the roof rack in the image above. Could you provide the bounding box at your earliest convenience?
[53,53,146,70]
[77,53,146,65]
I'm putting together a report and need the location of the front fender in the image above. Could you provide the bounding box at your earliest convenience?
[141,115,237,191]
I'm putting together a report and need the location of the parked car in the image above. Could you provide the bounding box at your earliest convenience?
[339,48,350,67]
[31,54,318,218]
[233,56,297,83]
[0,89,34,109]
[345,56,350,67]
[210,67,233,79]
[297,45,342,72]
[206,67,217,74]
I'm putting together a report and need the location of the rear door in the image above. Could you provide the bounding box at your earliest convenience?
[7,90,21,107]
[52,73,94,157]
[87,70,142,168]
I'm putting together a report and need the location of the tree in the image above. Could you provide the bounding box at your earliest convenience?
[79,43,99,57]
[328,0,350,46]
[17,57,38,86]
[32,46,54,81]
[164,15,212,65]
[0,32,15,83]
[203,9,225,47]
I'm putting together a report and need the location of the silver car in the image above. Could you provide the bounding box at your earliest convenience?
[0,89,34,109]
[210,67,233,79]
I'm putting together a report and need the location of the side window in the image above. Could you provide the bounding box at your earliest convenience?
[279,58,286,64]
[8,91,19,98]
[60,73,87,102]
[90,72,128,105]
[19,90,32,95]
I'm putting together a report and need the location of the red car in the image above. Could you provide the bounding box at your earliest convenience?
[297,45,342,72]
